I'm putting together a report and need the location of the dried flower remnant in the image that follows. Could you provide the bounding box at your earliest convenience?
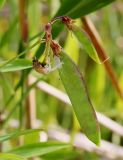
[54,55,63,69]
[50,40,63,70]
[50,16,75,30]
[61,16,75,30]
[33,56,62,74]
[32,16,75,74]
[50,40,62,56]
[33,57,50,74]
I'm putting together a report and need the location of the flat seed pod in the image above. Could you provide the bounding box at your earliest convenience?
[58,52,100,145]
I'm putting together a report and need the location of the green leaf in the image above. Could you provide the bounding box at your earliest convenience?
[0,129,42,142]
[42,149,81,160]
[58,52,100,145]
[8,142,70,158]
[0,153,26,160]
[72,25,100,63]
[0,17,18,48]
[0,59,32,72]
[0,0,6,8]
[55,0,115,18]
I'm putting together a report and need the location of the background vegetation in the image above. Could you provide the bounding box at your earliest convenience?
[0,0,123,159]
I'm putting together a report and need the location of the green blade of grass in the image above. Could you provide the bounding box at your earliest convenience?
[0,129,42,142]
[8,142,70,158]
[0,59,32,72]
[0,153,26,160]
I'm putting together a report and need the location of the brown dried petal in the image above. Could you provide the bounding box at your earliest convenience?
[33,58,47,74]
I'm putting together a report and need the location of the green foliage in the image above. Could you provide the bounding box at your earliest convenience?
[0,153,26,160]
[72,25,100,63]
[41,149,82,160]
[8,142,70,158]
[0,129,42,142]
[0,0,122,159]
[59,52,100,144]
[0,17,18,48]
[0,0,6,8]
[55,0,115,18]
[0,59,32,72]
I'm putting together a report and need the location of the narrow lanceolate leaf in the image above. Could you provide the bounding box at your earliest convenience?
[0,59,32,72]
[0,153,26,160]
[8,142,70,158]
[58,52,100,145]
[72,25,100,63]
[55,0,115,18]
[0,129,42,142]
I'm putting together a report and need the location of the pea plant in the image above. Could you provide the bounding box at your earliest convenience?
[1,0,123,160]
[32,16,101,144]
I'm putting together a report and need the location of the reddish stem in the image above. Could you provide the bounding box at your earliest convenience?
[82,17,123,99]
[19,0,28,42]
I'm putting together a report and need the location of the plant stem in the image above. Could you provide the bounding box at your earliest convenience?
[19,0,28,42]
[25,76,36,129]
[81,16,123,99]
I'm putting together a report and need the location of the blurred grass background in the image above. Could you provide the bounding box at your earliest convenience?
[0,0,123,159]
